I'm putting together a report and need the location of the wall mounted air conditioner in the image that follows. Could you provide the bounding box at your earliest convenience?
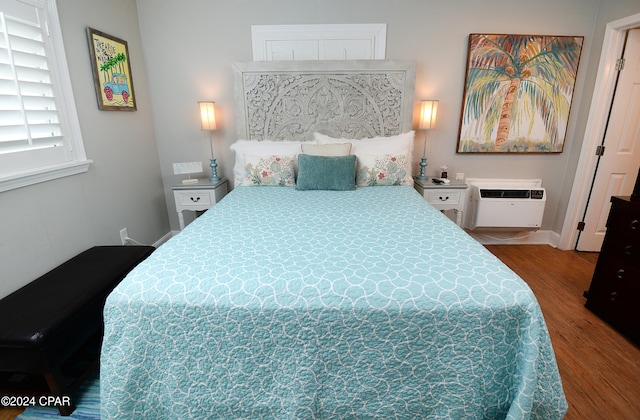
[466,179,546,231]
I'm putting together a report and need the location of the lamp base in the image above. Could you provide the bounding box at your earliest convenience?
[209,158,221,183]
[416,157,428,181]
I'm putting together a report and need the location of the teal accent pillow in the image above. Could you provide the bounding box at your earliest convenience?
[296,154,357,191]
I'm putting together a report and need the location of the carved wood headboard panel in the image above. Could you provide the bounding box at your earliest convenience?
[233,60,416,142]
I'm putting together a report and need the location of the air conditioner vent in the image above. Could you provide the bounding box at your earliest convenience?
[480,189,531,199]
[465,179,546,231]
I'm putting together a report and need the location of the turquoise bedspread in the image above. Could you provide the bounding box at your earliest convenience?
[101,186,567,419]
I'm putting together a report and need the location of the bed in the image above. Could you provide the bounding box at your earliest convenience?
[100,60,567,419]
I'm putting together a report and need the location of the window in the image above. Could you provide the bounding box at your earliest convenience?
[0,0,90,192]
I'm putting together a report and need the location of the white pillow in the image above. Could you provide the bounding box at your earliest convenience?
[314,131,415,185]
[230,140,305,187]
[301,142,352,156]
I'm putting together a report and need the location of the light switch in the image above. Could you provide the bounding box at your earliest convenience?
[173,161,203,175]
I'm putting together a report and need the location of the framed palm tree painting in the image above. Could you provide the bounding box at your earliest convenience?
[457,34,583,153]
[87,28,137,111]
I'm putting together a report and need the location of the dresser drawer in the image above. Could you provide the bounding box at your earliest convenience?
[585,275,640,343]
[426,190,462,205]
[607,197,640,240]
[586,196,640,346]
[601,234,640,262]
[587,256,639,319]
[589,254,640,293]
[602,205,640,263]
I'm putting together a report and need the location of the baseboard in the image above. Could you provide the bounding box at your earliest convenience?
[465,229,559,247]
[153,231,174,248]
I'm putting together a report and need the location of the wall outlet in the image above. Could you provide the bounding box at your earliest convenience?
[119,228,128,245]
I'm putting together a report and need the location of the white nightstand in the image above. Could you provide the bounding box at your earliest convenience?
[172,178,228,230]
[414,178,468,227]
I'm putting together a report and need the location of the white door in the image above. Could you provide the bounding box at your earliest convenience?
[577,28,640,251]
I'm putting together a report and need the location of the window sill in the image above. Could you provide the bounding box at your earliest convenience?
[0,160,93,193]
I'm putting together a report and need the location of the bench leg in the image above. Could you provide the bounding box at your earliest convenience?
[43,368,76,416]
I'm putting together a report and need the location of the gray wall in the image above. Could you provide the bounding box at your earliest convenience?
[136,0,640,234]
[0,0,169,299]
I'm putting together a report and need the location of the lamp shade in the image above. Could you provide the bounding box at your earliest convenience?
[199,101,217,131]
[419,100,438,130]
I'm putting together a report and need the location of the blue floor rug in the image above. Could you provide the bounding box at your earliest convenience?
[16,374,99,420]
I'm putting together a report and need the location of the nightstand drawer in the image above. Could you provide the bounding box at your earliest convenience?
[175,191,212,207]
[413,179,468,227]
[172,178,228,230]
[426,190,462,205]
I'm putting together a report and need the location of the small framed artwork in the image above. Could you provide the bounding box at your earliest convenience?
[87,27,137,111]
[457,34,583,153]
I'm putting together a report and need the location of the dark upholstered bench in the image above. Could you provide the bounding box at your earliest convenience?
[0,245,154,415]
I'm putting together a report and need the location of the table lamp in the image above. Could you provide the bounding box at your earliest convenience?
[198,101,221,182]
[416,99,438,181]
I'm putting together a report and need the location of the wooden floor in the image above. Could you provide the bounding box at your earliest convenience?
[1,245,638,419]
[486,245,640,419]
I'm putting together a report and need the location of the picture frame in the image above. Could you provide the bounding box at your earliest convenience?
[87,27,137,111]
[456,34,583,153]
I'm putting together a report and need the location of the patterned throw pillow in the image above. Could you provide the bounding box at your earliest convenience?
[242,155,295,186]
[356,154,411,186]
[230,140,304,188]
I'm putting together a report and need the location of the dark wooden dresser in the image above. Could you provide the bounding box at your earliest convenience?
[585,196,640,346]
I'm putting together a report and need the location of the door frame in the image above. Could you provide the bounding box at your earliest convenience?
[559,12,640,250]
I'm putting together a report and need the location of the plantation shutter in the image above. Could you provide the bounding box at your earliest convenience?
[0,5,66,170]
[0,0,88,192]
[0,11,63,146]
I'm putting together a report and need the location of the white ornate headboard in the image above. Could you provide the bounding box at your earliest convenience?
[233,60,416,142]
